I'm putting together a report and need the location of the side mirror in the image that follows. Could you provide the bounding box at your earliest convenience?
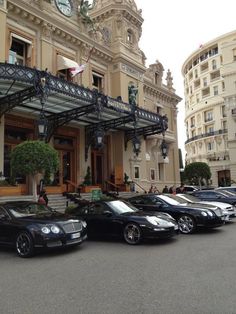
[155,202,163,207]
[103,210,112,217]
[0,213,7,220]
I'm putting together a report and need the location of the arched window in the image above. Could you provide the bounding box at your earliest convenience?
[127,29,134,44]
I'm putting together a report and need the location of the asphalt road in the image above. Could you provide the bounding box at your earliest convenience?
[1,222,236,314]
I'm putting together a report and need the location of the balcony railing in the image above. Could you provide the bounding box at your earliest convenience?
[185,129,227,144]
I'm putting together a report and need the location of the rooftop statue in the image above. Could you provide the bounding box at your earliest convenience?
[128,85,138,106]
[79,0,96,25]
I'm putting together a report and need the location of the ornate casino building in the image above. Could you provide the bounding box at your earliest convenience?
[0,0,181,196]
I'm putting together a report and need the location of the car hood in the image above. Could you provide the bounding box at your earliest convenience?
[122,211,176,224]
[200,201,232,210]
[170,203,213,212]
[188,202,218,210]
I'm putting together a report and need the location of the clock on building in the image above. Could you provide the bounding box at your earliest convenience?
[55,0,72,16]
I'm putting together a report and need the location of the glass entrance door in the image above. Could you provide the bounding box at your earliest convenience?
[91,151,103,186]
[55,150,74,186]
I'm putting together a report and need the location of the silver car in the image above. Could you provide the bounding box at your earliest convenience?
[175,193,236,221]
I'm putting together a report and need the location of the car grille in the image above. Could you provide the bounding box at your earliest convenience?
[60,220,82,234]
[215,208,223,217]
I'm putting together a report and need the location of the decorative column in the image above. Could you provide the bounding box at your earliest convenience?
[0,0,7,175]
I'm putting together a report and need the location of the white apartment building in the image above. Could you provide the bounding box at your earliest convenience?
[182,30,236,187]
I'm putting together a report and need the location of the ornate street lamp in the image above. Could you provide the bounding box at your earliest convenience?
[36,77,48,139]
[160,139,168,159]
[37,110,48,138]
[132,135,141,156]
[94,127,104,149]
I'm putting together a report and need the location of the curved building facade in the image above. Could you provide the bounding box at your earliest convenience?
[182,30,236,186]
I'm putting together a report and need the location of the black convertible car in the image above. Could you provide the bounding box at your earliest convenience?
[67,199,179,244]
[0,201,87,257]
[127,194,225,234]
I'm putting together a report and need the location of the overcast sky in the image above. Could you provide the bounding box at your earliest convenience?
[135,0,236,157]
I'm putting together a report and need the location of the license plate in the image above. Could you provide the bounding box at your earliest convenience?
[71,232,81,239]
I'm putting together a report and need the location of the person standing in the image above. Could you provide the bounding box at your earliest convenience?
[162,185,169,193]
[38,190,48,206]
[42,190,48,206]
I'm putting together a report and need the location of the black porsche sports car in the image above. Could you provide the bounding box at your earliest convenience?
[127,194,225,234]
[0,201,87,257]
[67,199,179,244]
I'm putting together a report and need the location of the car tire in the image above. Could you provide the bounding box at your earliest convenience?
[178,215,196,234]
[123,223,142,245]
[15,231,34,258]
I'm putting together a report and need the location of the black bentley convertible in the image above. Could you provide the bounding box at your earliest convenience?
[0,201,87,257]
[67,199,179,245]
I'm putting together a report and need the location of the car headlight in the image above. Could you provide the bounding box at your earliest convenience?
[201,210,213,217]
[160,213,173,219]
[41,225,60,234]
[146,216,174,227]
[41,226,50,234]
[146,216,159,225]
[51,225,60,234]
[81,220,87,228]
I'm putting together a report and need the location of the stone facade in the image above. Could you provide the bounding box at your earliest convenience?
[0,0,181,194]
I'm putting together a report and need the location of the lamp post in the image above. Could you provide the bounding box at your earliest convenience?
[94,126,104,149]
[37,110,48,138]
[37,77,48,139]
[160,139,168,159]
[132,134,141,156]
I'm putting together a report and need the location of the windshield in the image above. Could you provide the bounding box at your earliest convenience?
[7,203,53,218]
[165,194,189,204]
[217,191,232,198]
[157,195,180,205]
[219,190,236,197]
[177,194,200,203]
[107,200,138,214]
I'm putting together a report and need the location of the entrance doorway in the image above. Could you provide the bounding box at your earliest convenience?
[54,150,74,186]
[218,170,231,187]
[91,151,104,187]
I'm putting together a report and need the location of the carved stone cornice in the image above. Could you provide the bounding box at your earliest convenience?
[7,1,113,63]
[91,8,142,30]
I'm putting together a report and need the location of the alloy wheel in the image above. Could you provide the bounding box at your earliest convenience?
[16,232,34,258]
[178,215,196,234]
[123,223,142,244]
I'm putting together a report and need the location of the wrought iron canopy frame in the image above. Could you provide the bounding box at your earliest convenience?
[0,62,169,157]
[85,114,136,160]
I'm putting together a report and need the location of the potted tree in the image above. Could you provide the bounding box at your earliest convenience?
[124,172,131,192]
[10,140,59,200]
[80,166,100,193]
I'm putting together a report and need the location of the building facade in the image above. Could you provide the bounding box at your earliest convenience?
[182,30,236,186]
[0,0,181,196]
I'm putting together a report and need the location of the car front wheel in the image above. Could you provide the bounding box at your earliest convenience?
[123,223,142,245]
[16,232,34,258]
[178,215,196,234]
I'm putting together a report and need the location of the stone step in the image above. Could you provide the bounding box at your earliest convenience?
[0,191,138,212]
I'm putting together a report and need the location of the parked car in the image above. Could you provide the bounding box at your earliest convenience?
[216,187,236,194]
[127,194,224,234]
[183,185,199,194]
[192,190,236,205]
[172,193,236,222]
[0,201,87,257]
[67,199,179,245]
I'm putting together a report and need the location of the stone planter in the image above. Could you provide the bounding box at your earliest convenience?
[81,185,100,193]
[0,184,27,196]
